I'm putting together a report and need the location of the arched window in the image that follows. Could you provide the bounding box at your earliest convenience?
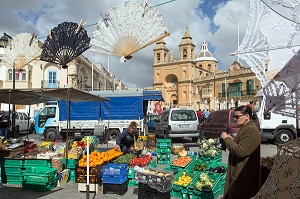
[183,49,187,60]
[157,53,161,63]
[8,69,13,80]
[21,69,27,80]
[208,64,211,72]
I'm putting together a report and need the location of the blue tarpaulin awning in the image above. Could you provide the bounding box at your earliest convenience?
[143,90,163,101]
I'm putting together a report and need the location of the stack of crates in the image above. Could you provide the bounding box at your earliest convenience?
[156,139,171,165]
[1,159,23,185]
[63,158,80,181]
[22,159,57,192]
[127,167,138,187]
[102,163,128,195]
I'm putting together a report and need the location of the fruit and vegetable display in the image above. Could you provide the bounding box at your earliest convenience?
[130,155,152,167]
[72,141,87,148]
[173,171,192,186]
[113,153,136,164]
[194,163,208,171]
[138,136,147,141]
[199,138,220,157]
[68,147,83,159]
[172,156,192,167]
[38,141,54,150]
[207,166,226,174]
[78,148,123,167]
[194,173,215,191]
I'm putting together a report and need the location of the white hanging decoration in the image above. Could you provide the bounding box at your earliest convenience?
[2,33,42,71]
[232,0,300,87]
[90,0,170,62]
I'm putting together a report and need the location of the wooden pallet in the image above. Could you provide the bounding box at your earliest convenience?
[77,183,101,195]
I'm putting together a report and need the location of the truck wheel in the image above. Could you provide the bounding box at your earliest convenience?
[192,137,199,143]
[44,128,58,141]
[108,129,120,141]
[275,130,293,144]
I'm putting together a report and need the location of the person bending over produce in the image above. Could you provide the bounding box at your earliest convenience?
[116,121,139,153]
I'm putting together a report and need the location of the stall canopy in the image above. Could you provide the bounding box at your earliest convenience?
[0,88,109,105]
[143,90,164,101]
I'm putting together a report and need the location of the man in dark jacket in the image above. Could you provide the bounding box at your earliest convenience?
[116,121,139,153]
[0,111,10,139]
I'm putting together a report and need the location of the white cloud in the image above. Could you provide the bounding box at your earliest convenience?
[0,0,250,88]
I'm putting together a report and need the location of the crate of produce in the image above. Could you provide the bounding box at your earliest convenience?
[188,172,222,199]
[102,163,127,176]
[170,155,196,170]
[3,158,23,167]
[171,145,185,155]
[102,174,127,184]
[76,165,102,183]
[156,139,171,148]
[113,154,136,165]
[157,147,171,154]
[24,159,52,168]
[138,183,171,199]
[158,159,171,165]
[146,140,156,148]
[171,170,200,199]
[22,179,57,192]
[103,180,128,195]
[198,152,222,163]
[130,155,152,167]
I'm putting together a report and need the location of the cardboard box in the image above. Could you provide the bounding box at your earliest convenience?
[135,141,146,150]
[57,169,70,188]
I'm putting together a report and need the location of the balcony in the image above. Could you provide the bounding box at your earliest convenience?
[218,90,255,98]
[41,80,60,88]
[202,92,213,98]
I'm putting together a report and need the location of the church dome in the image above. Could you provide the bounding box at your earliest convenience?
[195,40,217,62]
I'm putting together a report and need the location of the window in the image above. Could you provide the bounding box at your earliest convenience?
[247,79,254,95]
[157,53,160,63]
[183,49,187,60]
[229,82,243,97]
[208,64,211,71]
[171,110,197,121]
[21,69,26,80]
[222,83,226,97]
[202,87,212,94]
[8,69,12,80]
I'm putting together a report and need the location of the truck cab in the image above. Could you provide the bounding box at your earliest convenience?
[35,105,59,139]
[253,89,297,143]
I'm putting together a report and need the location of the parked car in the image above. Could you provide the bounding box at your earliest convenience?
[200,109,260,139]
[154,108,200,142]
[144,114,160,134]
[3,111,35,137]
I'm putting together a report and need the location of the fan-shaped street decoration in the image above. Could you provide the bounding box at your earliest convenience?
[232,0,300,87]
[90,0,170,62]
[41,21,90,69]
[1,33,41,71]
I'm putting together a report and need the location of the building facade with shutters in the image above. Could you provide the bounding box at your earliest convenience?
[152,28,261,110]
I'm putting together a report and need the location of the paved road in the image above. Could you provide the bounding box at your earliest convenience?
[0,135,278,199]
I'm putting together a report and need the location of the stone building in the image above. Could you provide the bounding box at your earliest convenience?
[152,28,261,110]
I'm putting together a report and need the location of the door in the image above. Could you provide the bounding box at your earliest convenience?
[48,71,57,88]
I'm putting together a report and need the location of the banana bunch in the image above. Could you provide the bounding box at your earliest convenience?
[138,136,147,141]
[39,141,53,149]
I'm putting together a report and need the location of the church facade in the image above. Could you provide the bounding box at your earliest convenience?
[152,28,261,110]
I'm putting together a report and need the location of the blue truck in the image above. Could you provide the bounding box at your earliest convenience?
[35,89,163,140]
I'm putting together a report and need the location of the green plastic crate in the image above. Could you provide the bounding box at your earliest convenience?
[157,159,170,165]
[156,139,171,148]
[157,153,171,160]
[170,155,196,170]
[63,156,81,169]
[3,159,23,167]
[69,169,76,180]
[156,147,171,154]
[128,179,138,187]
[198,151,222,163]
[24,159,52,168]
[2,173,23,185]
[128,168,135,179]
[23,167,57,184]
[163,165,179,173]
[2,167,22,174]
[172,170,200,199]
[188,172,222,199]
[149,158,157,168]
[22,179,57,192]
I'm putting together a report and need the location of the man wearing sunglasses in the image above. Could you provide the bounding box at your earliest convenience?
[220,105,261,199]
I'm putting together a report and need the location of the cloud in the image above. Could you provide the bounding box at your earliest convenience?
[0,0,250,88]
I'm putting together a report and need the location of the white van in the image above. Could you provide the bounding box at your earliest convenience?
[154,108,200,142]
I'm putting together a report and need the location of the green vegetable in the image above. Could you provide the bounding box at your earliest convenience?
[194,173,215,191]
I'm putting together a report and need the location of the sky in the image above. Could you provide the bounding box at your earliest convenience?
[0,0,250,88]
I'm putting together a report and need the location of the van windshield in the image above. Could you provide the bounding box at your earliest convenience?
[171,110,197,121]
[252,96,263,112]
